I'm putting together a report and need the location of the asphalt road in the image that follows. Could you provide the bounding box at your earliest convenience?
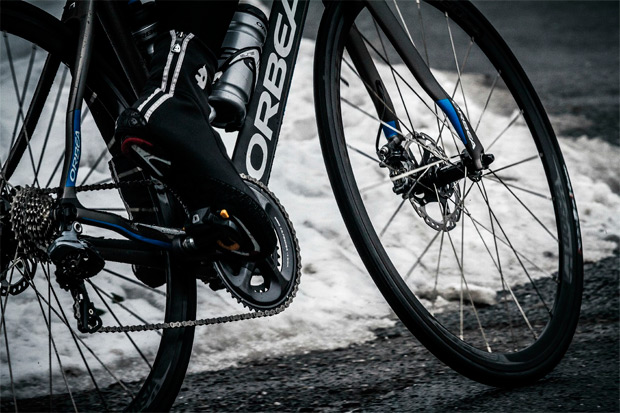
[172,254,619,412]
[169,3,620,411]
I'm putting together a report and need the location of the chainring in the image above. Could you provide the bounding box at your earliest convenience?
[212,175,301,311]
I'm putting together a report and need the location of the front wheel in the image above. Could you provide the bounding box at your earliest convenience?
[314,0,582,386]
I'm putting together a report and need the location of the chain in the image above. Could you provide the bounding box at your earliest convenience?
[97,297,296,333]
[8,178,299,333]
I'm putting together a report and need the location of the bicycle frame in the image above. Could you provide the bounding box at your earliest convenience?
[7,0,485,267]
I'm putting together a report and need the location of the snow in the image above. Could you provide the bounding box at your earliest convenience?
[1,37,619,397]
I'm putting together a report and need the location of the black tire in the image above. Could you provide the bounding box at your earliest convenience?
[314,1,582,386]
[1,1,195,410]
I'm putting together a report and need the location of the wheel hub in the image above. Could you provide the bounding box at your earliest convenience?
[379,133,465,232]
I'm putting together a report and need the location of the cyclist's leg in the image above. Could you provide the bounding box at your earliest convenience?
[116,1,276,258]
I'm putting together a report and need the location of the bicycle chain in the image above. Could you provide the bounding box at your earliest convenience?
[8,178,299,333]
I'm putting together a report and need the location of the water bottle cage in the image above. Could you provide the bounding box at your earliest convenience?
[214,47,261,91]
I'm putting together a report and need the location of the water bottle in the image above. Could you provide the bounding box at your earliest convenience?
[128,0,159,60]
[209,4,269,131]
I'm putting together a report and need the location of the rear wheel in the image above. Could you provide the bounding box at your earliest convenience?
[314,0,582,386]
[1,2,195,410]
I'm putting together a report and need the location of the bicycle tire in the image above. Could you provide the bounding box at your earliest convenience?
[1,2,195,410]
[314,0,582,386]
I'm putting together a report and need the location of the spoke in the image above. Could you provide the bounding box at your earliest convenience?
[480,180,551,313]
[415,0,431,66]
[439,215,492,351]
[483,174,552,200]
[487,170,558,242]
[346,143,380,164]
[45,152,65,189]
[482,154,539,177]
[3,33,42,188]
[27,276,135,397]
[42,266,110,410]
[486,109,524,151]
[360,177,391,194]
[89,283,160,330]
[79,147,108,186]
[102,268,166,297]
[90,176,115,186]
[27,278,79,412]
[379,198,406,237]
[435,38,474,155]
[430,229,445,315]
[404,230,440,280]
[356,32,462,143]
[1,267,18,410]
[390,152,462,182]
[394,0,416,47]
[478,180,517,347]
[477,181,543,338]
[0,251,20,333]
[441,221,492,350]
[373,18,417,138]
[445,14,471,120]
[341,96,408,140]
[35,66,69,180]
[88,280,152,368]
[380,166,432,237]
[464,210,556,281]
[475,71,501,132]
[48,265,53,406]
[342,57,415,138]
[432,182,492,351]
[10,45,37,146]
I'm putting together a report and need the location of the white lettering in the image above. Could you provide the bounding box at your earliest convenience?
[246,133,269,178]
[255,92,278,140]
[247,0,299,180]
[69,131,81,183]
[264,53,287,99]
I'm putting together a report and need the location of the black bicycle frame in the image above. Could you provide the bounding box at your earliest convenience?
[6,0,485,266]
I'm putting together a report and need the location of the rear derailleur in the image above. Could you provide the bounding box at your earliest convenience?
[48,220,105,333]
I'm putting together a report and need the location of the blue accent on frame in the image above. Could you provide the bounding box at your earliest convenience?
[82,218,172,249]
[382,120,397,139]
[436,99,467,145]
[65,110,82,187]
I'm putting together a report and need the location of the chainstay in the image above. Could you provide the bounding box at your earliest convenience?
[28,178,300,333]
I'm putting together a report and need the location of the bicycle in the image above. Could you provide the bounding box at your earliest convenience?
[0,0,583,410]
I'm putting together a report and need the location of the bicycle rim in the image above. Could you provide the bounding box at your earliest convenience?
[314,0,582,385]
[1,2,195,410]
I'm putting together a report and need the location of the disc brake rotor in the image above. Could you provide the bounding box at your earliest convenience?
[383,133,463,232]
[213,175,301,311]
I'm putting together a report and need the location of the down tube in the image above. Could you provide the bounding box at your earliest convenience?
[232,0,310,185]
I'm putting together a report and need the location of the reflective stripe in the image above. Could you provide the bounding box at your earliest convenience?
[143,34,195,122]
[160,30,178,90]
